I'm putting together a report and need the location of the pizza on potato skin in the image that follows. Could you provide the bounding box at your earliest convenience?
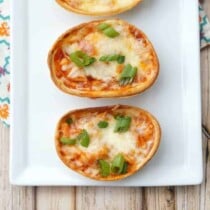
[48,19,159,98]
[55,0,142,16]
[55,105,161,181]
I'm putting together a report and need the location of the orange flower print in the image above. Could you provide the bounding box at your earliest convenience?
[0,104,9,119]
[0,22,9,36]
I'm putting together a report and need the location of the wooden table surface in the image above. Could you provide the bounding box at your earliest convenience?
[1,2,210,210]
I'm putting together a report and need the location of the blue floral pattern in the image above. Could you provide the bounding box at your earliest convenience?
[0,0,9,126]
[200,5,210,48]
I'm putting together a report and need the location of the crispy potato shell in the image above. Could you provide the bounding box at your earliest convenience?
[55,105,161,181]
[48,19,159,98]
[56,0,142,16]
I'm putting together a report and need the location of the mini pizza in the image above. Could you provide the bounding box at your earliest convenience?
[48,19,159,98]
[55,0,142,16]
[55,105,161,181]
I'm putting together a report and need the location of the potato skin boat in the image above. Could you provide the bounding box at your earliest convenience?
[48,19,159,98]
[55,105,161,181]
[55,0,142,16]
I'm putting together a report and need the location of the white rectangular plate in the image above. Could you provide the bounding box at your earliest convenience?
[10,0,203,186]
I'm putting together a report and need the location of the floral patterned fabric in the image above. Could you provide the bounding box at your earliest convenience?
[200,5,210,48]
[0,0,10,127]
[0,2,209,126]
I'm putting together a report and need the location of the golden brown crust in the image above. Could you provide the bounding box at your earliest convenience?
[55,0,142,16]
[48,19,159,98]
[55,104,161,181]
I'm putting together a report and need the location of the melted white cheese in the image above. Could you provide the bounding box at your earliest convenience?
[100,120,137,157]
[61,111,156,175]
[75,113,155,166]
[63,43,78,55]
[94,34,140,68]
[78,118,136,158]
[84,62,118,81]
[62,20,152,84]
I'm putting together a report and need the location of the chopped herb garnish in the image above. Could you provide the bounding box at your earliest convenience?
[103,27,120,38]
[78,129,90,147]
[97,23,110,31]
[60,137,76,145]
[114,115,131,133]
[122,162,128,174]
[111,154,125,174]
[99,54,125,64]
[119,64,137,86]
[117,55,125,64]
[98,160,110,177]
[69,51,96,67]
[98,23,120,38]
[60,129,90,147]
[98,121,109,128]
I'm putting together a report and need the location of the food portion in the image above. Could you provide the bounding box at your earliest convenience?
[55,0,142,16]
[48,19,159,98]
[55,105,161,181]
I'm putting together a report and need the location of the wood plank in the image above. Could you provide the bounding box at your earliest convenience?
[76,187,142,210]
[202,46,210,210]
[201,4,210,208]
[0,123,12,210]
[76,186,175,210]
[198,135,207,210]
[0,123,35,210]
[176,185,202,210]
[175,187,186,210]
[201,5,210,209]
[205,139,210,210]
[36,187,75,210]
[142,188,157,210]
[157,187,175,210]
[142,187,175,210]
[11,187,35,210]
